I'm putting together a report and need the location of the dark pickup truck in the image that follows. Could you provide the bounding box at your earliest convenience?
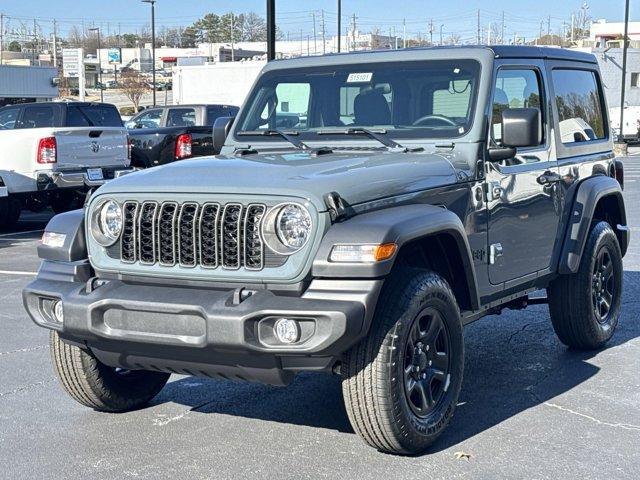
[125,104,239,168]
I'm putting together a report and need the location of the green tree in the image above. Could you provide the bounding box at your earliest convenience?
[8,41,21,52]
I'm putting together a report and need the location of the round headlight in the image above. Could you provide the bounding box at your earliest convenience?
[91,200,122,246]
[276,204,312,251]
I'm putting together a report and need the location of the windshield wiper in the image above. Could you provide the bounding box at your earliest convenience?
[318,127,423,153]
[237,129,332,156]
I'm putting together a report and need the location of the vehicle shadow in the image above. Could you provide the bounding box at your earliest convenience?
[151,269,640,450]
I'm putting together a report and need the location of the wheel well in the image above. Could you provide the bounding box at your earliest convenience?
[395,233,473,311]
[592,193,624,247]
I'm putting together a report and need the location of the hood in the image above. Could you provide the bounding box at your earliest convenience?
[97,150,461,211]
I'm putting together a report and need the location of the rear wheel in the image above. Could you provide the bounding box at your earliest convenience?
[342,269,464,455]
[50,331,170,412]
[548,221,623,349]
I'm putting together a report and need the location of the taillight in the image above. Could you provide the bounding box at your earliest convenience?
[127,137,133,160]
[37,137,57,164]
[175,133,192,159]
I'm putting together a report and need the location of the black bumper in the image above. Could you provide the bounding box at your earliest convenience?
[23,261,381,385]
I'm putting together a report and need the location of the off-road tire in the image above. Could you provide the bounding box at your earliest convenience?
[0,196,21,230]
[548,221,623,349]
[342,269,464,455]
[50,331,170,412]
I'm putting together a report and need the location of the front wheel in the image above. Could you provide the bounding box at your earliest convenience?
[548,221,623,349]
[50,331,170,412]
[342,269,464,455]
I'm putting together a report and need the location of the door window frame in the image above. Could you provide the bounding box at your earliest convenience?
[486,60,555,175]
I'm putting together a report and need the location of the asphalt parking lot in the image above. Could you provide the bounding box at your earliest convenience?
[1,151,639,479]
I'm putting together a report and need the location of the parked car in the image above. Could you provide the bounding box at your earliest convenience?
[610,105,640,143]
[24,46,628,455]
[125,104,239,168]
[0,102,133,228]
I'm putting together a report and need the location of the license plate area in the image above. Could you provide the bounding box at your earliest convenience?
[87,168,104,181]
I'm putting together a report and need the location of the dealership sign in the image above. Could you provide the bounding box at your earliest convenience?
[62,48,83,78]
[108,48,122,64]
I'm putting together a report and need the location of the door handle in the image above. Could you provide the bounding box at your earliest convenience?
[537,171,561,185]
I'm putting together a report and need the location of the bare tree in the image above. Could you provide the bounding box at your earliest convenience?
[119,70,149,112]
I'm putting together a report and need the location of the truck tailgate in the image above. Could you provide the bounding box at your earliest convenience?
[55,127,128,169]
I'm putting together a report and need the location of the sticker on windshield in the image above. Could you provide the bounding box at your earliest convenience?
[347,72,373,83]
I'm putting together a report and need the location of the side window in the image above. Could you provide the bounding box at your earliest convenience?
[552,69,606,144]
[133,109,163,129]
[17,105,55,129]
[0,107,20,130]
[205,106,239,126]
[166,108,196,127]
[492,69,542,145]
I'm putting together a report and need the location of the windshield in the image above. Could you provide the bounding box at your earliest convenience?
[235,60,480,142]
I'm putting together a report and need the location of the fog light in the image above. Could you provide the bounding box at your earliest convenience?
[52,300,64,323]
[274,318,300,344]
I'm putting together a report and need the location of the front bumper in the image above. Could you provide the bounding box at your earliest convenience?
[37,167,137,190]
[23,261,381,385]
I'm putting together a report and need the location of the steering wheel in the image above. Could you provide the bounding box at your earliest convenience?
[412,115,458,127]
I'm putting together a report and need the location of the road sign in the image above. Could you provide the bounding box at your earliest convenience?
[62,48,83,78]
[108,48,122,64]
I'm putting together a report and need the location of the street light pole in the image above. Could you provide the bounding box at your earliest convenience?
[619,0,630,143]
[142,0,157,106]
[337,0,342,53]
[88,27,103,102]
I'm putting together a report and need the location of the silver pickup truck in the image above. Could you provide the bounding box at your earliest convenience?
[0,102,133,228]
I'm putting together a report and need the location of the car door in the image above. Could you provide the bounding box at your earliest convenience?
[485,61,562,285]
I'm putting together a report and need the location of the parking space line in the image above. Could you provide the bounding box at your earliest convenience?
[0,270,37,276]
[0,229,44,238]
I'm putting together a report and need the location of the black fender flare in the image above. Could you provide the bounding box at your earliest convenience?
[312,204,480,310]
[37,209,87,262]
[558,175,628,274]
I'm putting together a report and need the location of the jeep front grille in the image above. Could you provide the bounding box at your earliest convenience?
[120,200,267,270]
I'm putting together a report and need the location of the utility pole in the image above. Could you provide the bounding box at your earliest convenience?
[403,19,407,48]
[547,15,551,38]
[392,26,396,49]
[266,0,276,61]
[320,9,326,54]
[88,27,103,101]
[33,19,38,65]
[440,25,444,46]
[477,10,481,45]
[312,11,317,55]
[337,0,342,52]
[0,13,4,66]
[429,19,434,45]
[351,14,357,52]
[487,24,491,45]
[142,0,156,106]
[300,28,303,55]
[570,14,575,43]
[501,11,505,44]
[619,0,630,142]
[52,19,57,67]
[230,13,235,61]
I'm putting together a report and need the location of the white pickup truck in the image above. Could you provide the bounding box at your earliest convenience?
[0,102,134,228]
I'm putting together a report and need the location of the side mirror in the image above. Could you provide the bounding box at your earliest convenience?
[502,108,541,148]
[488,108,541,162]
[213,116,235,154]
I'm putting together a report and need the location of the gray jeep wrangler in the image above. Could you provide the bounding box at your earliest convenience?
[23,46,629,455]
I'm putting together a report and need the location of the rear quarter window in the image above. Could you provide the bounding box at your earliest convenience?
[205,106,240,126]
[552,69,607,144]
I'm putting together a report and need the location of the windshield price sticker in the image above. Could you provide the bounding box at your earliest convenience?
[347,72,373,83]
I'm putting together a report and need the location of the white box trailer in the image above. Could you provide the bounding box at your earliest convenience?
[172,62,266,108]
[610,106,640,143]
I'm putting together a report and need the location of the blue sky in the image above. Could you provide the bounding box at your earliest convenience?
[1,1,633,43]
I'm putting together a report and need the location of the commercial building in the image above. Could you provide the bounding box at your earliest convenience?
[590,20,640,48]
[0,65,58,107]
